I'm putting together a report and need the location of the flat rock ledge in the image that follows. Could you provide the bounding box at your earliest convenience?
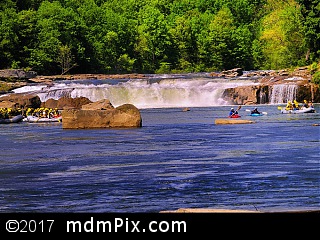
[62,103,142,129]
[215,119,255,125]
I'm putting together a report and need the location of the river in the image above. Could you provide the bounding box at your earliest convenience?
[0,103,319,213]
[1,73,319,213]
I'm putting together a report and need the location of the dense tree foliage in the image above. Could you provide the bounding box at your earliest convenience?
[259,0,307,69]
[0,0,318,75]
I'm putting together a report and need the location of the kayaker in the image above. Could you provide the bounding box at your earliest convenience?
[229,108,236,117]
[303,100,308,108]
[251,107,260,114]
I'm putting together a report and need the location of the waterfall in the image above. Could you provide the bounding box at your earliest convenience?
[12,77,260,109]
[269,84,298,104]
[11,74,302,108]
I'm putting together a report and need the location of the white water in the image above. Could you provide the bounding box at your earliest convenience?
[269,84,298,104]
[11,74,298,108]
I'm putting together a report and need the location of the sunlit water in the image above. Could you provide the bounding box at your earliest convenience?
[0,105,319,212]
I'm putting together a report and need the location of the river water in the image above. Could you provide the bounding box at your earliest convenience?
[0,104,319,213]
[1,73,319,213]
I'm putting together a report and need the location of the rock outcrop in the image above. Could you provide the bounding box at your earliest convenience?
[0,69,37,79]
[0,94,93,110]
[223,82,319,105]
[43,96,92,109]
[62,101,142,129]
[218,67,319,104]
[0,93,41,109]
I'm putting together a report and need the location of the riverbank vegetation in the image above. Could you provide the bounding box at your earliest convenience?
[0,0,319,77]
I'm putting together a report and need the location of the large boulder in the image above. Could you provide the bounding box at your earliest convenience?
[0,93,41,109]
[62,102,142,129]
[223,86,259,105]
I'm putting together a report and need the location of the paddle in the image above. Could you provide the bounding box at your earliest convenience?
[277,106,283,110]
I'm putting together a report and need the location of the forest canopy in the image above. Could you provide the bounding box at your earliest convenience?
[0,0,319,75]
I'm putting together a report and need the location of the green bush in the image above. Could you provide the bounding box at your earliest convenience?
[310,62,320,86]
[312,71,320,86]
[0,83,12,92]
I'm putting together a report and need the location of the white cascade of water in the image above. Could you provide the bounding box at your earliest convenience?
[269,84,298,104]
[13,78,260,109]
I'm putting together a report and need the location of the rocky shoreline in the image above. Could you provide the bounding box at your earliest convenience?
[0,69,147,92]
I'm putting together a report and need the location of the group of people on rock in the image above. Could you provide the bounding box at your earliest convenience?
[285,99,314,110]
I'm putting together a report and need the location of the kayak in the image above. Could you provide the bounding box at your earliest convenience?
[245,109,267,116]
[229,114,241,118]
[250,113,264,116]
[0,115,24,124]
[24,115,62,123]
[280,107,315,114]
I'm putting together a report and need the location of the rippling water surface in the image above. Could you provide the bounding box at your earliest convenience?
[0,105,319,212]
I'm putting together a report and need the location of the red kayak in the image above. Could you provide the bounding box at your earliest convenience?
[228,114,241,118]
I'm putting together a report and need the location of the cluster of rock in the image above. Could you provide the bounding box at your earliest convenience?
[0,69,35,93]
[0,93,142,129]
[209,67,312,79]
[0,69,37,79]
[62,99,142,129]
[211,67,319,105]
[0,69,146,93]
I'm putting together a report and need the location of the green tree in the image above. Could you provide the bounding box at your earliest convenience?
[259,0,307,69]
[169,10,201,72]
[0,0,318,74]
[58,44,77,75]
[135,5,172,72]
[28,0,85,74]
[296,0,320,62]
[0,2,19,69]
[16,9,38,70]
[198,7,236,70]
